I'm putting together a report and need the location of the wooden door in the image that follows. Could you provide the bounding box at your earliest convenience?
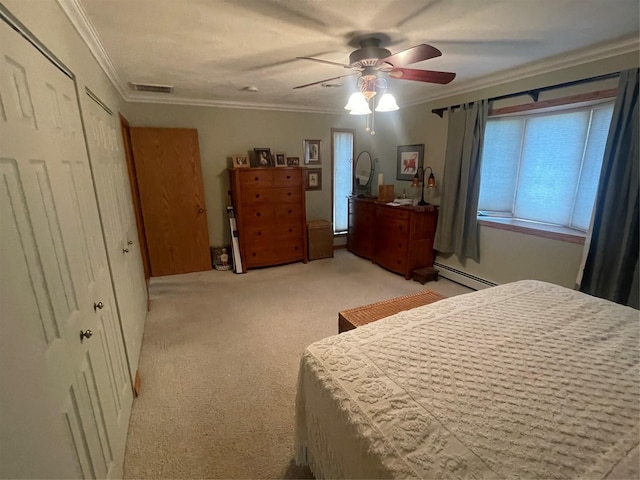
[84,94,148,380]
[0,18,131,478]
[130,127,211,276]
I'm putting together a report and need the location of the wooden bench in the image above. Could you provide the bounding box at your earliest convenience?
[338,290,446,333]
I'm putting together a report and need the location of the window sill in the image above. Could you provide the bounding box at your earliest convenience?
[478,217,585,245]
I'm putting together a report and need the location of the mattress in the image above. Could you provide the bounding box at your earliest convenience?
[294,280,639,479]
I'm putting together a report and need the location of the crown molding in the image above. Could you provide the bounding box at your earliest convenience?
[56,0,638,114]
[404,35,639,108]
[56,0,127,99]
[125,93,340,114]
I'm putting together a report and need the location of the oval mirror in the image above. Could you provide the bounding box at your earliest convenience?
[354,151,373,194]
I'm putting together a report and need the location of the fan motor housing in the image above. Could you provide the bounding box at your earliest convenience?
[349,46,391,67]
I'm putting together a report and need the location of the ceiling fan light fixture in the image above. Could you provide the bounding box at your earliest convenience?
[375,92,399,112]
[345,92,370,114]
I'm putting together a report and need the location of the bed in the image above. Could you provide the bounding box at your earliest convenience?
[294,280,639,479]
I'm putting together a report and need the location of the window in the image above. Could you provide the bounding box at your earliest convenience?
[332,129,354,233]
[478,102,614,232]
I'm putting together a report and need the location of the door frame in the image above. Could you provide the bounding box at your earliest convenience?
[120,114,151,281]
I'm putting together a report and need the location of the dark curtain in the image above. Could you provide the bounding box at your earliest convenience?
[580,68,639,309]
[434,100,489,261]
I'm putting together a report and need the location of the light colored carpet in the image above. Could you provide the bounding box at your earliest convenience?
[123,250,473,479]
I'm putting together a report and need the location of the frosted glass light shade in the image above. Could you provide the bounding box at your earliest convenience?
[375,93,399,112]
[344,93,371,115]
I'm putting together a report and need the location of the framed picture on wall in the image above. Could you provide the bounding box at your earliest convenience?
[275,152,287,167]
[304,139,321,164]
[252,148,272,167]
[305,168,322,191]
[396,144,424,181]
[231,154,250,168]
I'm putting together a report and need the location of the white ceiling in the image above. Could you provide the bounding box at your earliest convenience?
[61,0,639,113]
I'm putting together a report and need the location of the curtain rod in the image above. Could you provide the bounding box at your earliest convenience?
[431,71,620,118]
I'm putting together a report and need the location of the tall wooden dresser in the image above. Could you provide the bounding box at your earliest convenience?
[229,167,307,272]
[347,197,438,279]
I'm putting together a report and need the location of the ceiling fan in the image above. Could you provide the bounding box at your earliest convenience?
[293,35,456,93]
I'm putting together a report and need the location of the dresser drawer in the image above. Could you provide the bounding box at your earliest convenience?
[273,168,302,187]
[275,188,302,204]
[244,242,304,267]
[275,204,303,220]
[378,217,410,238]
[243,223,302,243]
[376,253,408,274]
[239,169,274,186]
[377,206,410,221]
[242,187,277,206]
[240,206,275,224]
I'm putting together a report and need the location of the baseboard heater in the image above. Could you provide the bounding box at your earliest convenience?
[433,262,498,291]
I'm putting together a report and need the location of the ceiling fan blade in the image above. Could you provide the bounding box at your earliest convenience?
[380,44,442,67]
[293,73,357,90]
[389,68,456,84]
[296,57,350,68]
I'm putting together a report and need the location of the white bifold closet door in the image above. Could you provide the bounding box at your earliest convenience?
[84,92,147,379]
[0,16,132,479]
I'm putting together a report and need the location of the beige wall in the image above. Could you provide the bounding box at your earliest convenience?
[122,104,384,246]
[18,0,634,288]
[393,51,639,288]
[123,52,638,287]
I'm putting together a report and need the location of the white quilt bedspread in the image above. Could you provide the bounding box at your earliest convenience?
[294,280,639,479]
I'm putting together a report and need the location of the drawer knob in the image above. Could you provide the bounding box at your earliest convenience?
[286,175,291,179]
[287,192,291,196]
[252,252,256,256]
[256,194,260,198]
[288,209,292,214]
[256,212,261,216]
[257,231,262,236]
[254,176,259,181]
[288,228,292,233]
[294,246,299,251]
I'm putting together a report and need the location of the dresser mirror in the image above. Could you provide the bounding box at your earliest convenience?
[353,150,375,196]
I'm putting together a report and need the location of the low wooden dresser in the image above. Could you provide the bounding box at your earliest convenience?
[347,197,438,279]
[229,167,307,272]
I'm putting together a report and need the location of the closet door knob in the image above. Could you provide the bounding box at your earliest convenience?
[123,248,130,254]
[93,302,104,311]
[80,329,93,341]
[127,240,133,245]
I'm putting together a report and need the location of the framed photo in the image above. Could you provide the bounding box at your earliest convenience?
[252,148,272,167]
[231,153,249,168]
[305,168,322,191]
[397,144,424,181]
[304,139,321,164]
[275,152,287,167]
[286,156,300,166]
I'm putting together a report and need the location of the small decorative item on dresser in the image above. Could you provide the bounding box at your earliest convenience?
[252,148,272,167]
[305,168,322,191]
[275,152,287,167]
[304,139,321,164]
[231,154,249,168]
[378,184,395,202]
[287,156,300,166]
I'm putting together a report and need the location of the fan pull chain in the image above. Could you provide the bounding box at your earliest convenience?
[370,100,375,135]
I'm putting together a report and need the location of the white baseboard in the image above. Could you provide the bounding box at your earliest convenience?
[434,262,498,291]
